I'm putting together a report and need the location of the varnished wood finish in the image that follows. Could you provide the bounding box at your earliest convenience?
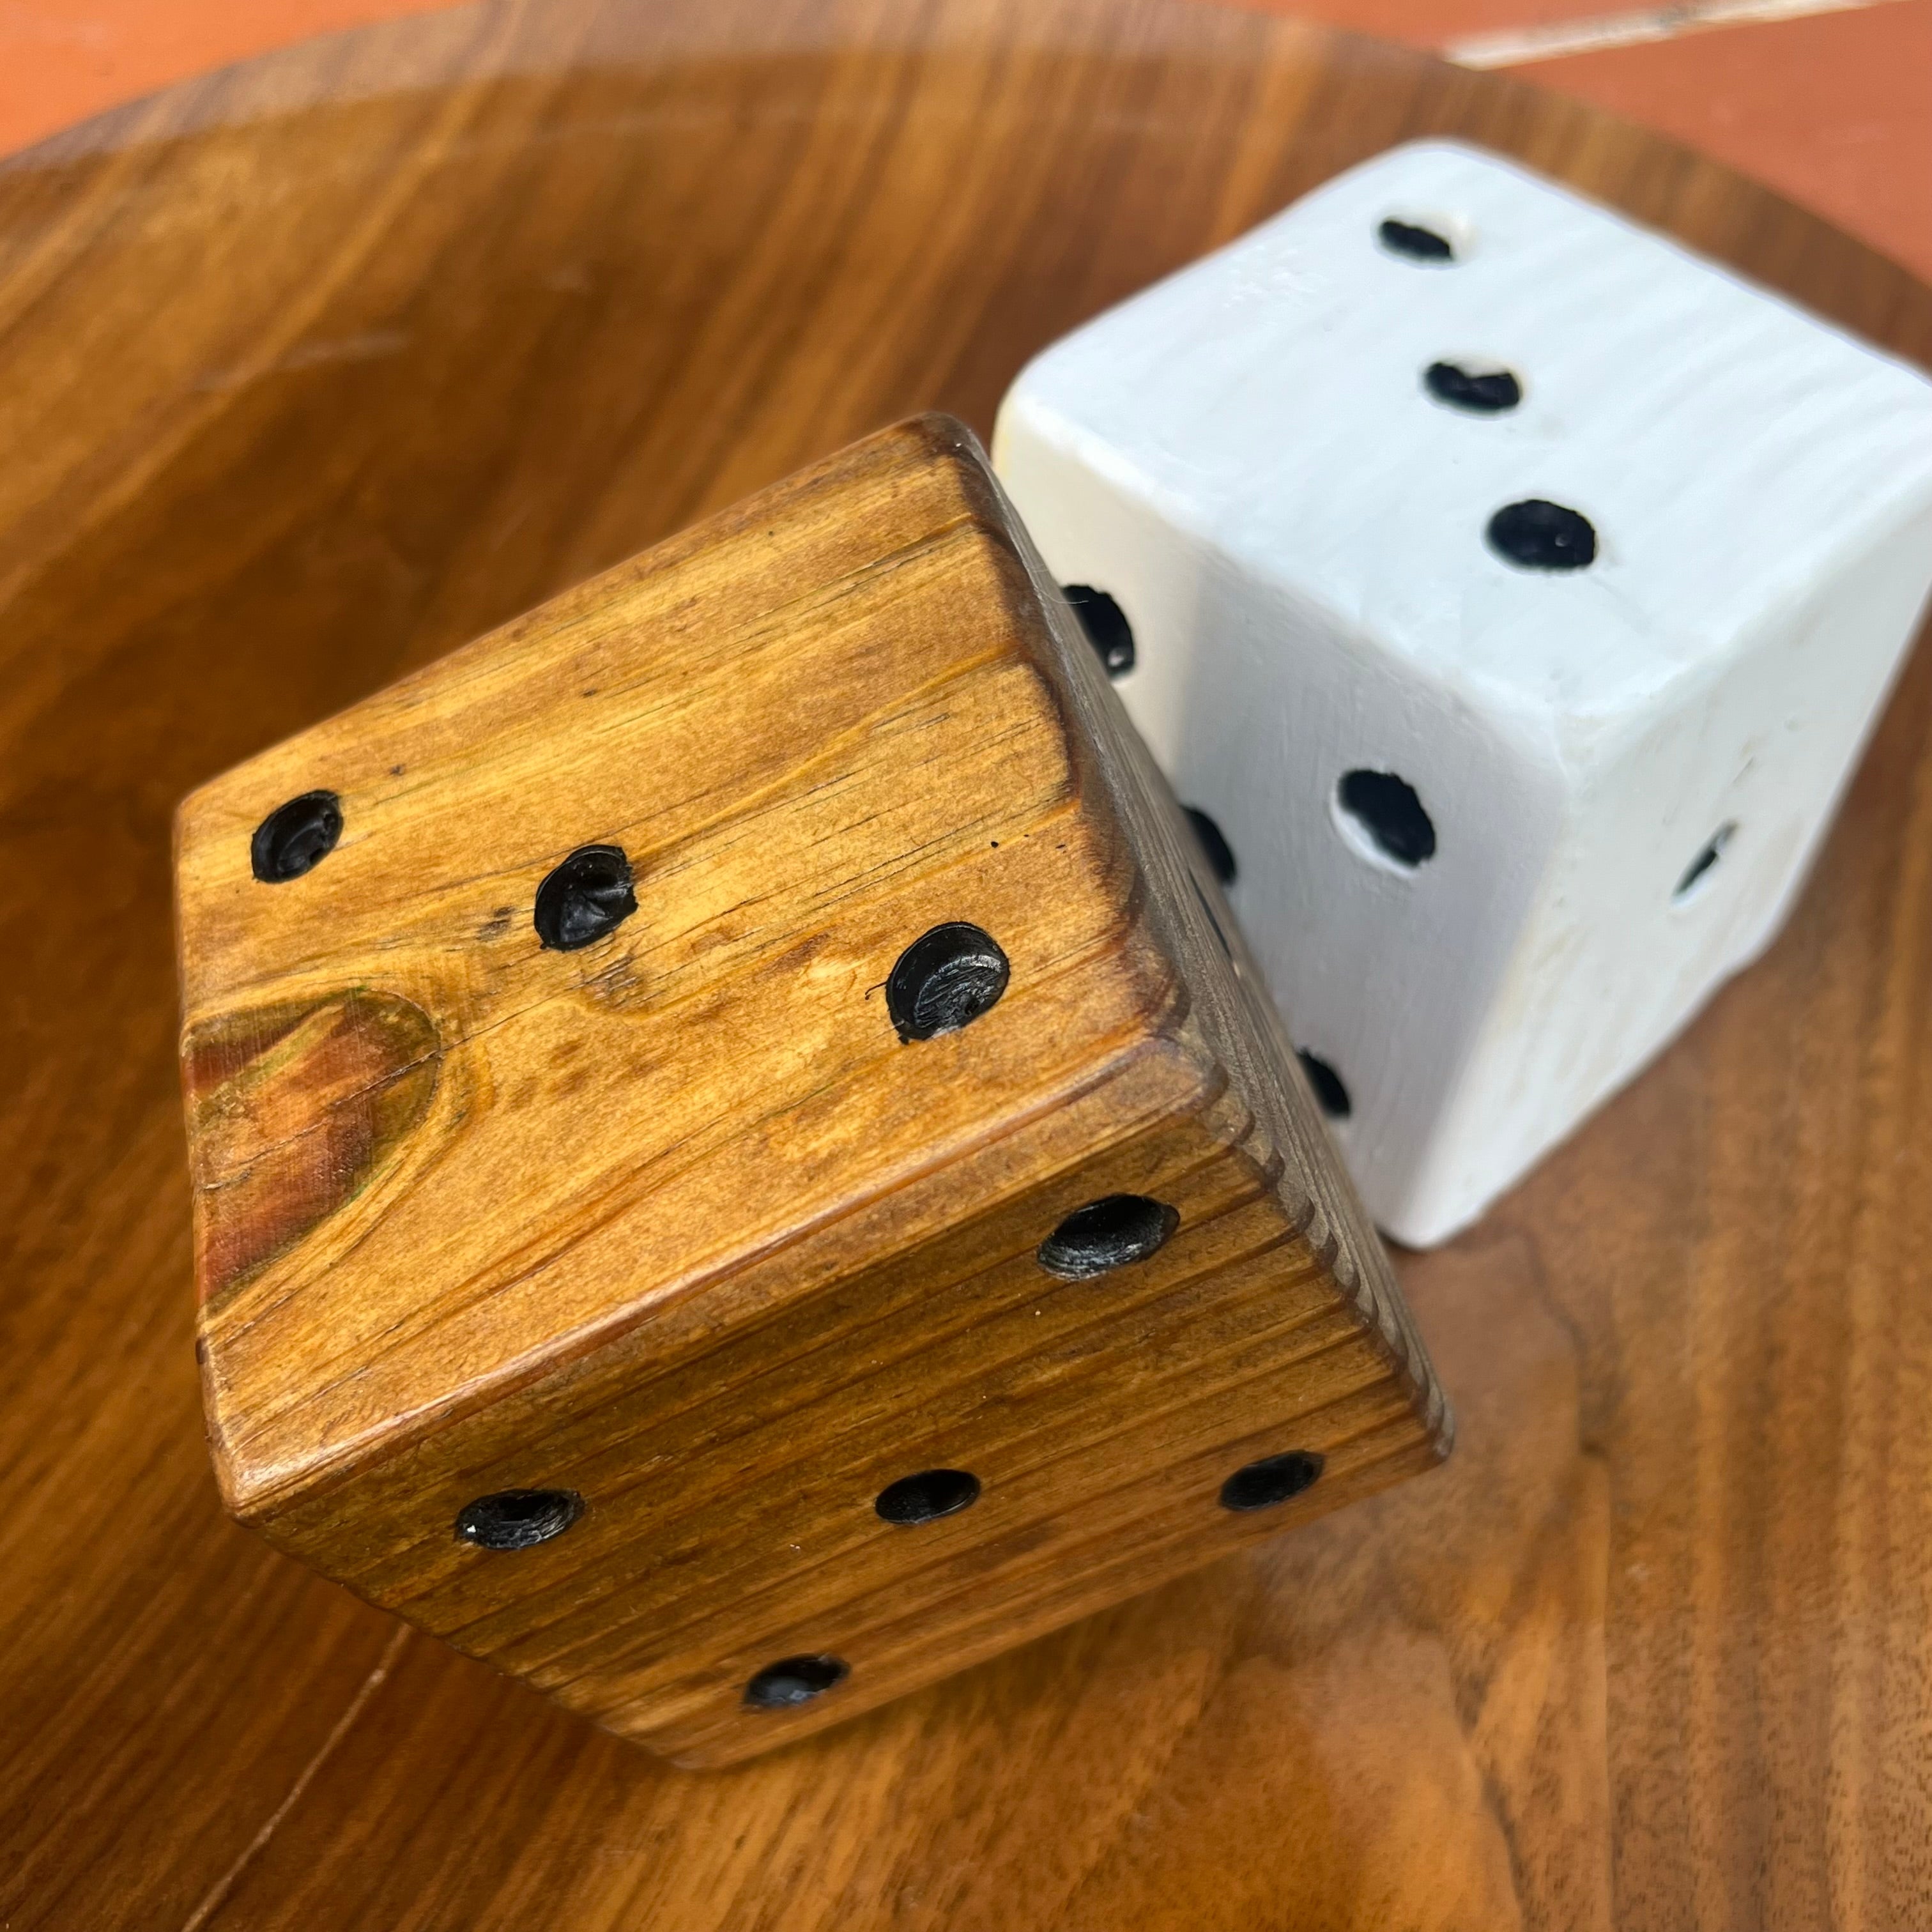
[175,413,1445,1764]
[4,0,1931,1915]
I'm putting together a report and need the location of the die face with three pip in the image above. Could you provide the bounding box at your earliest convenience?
[174,415,1447,1767]
[993,140,1932,1247]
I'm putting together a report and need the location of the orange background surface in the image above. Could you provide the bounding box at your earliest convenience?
[0,0,1926,277]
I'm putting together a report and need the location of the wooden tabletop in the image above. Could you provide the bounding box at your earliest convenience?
[4,0,1931,1924]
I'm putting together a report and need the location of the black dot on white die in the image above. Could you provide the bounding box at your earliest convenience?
[1424,360,1522,414]
[875,1468,981,1526]
[887,923,1009,1041]
[744,1654,849,1710]
[1487,499,1597,571]
[1297,1050,1352,1121]
[1037,1194,1179,1280]
[533,843,636,951]
[251,790,342,882]
[454,1488,584,1551]
[1377,217,1455,263]
[1183,805,1238,885]
[1061,584,1135,677]
[1337,769,1436,869]
[1219,1450,1324,1512]
[1674,822,1736,900]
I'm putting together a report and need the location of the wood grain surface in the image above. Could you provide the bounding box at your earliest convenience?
[175,412,1445,1765]
[3,0,1929,1919]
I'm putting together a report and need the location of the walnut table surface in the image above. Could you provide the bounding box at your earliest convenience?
[2,0,1930,1926]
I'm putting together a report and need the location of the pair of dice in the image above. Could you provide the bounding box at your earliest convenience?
[175,144,1932,1764]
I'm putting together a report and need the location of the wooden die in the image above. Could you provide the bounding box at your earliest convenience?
[174,415,1448,1766]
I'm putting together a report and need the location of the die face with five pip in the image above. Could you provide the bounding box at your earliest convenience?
[173,415,1447,1767]
[993,141,1932,1246]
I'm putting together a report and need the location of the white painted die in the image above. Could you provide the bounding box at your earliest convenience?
[993,140,1932,1246]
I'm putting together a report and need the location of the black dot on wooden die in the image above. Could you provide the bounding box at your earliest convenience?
[1297,1050,1352,1121]
[887,923,1009,1041]
[875,1468,981,1525]
[1219,1450,1324,1512]
[1487,499,1597,571]
[1337,769,1436,868]
[1424,360,1522,413]
[533,843,636,951]
[744,1654,849,1710]
[1377,217,1455,262]
[1037,1195,1179,1281]
[250,790,342,882]
[1183,806,1238,885]
[1061,584,1135,676]
[454,1488,584,1550]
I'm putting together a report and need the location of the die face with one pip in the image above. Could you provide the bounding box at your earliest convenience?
[174,415,1447,1767]
[993,141,1932,1247]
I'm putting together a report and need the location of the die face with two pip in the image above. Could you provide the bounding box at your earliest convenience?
[993,140,1932,1246]
[174,415,1447,1767]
